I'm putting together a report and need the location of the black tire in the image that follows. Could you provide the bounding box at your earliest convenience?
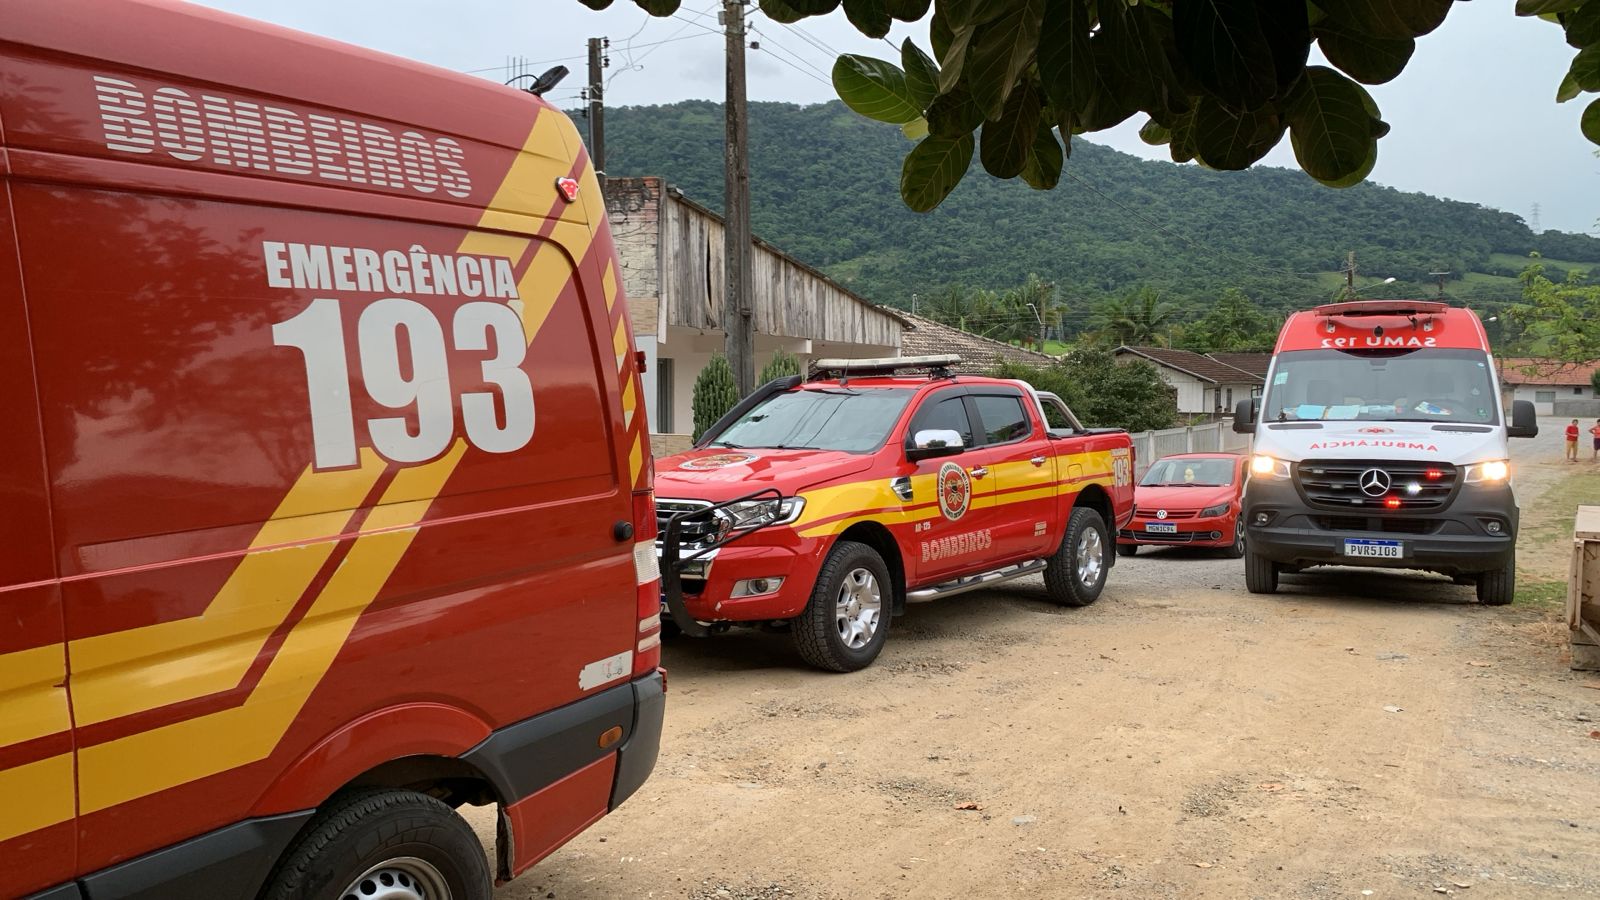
[1116,543,1138,558]
[1221,517,1247,560]
[259,789,491,900]
[1244,548,1279,594]
[793,540,892,672]
[1476,555,1515,606]
[1044,507,1110,607]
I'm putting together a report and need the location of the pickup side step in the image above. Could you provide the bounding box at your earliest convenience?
[905,559,1048,603]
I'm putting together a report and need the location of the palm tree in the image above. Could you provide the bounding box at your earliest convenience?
[1090,287,1175,347]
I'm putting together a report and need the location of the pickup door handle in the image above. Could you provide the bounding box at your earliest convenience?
[1030,456,1047,467]
[969,466,989,478]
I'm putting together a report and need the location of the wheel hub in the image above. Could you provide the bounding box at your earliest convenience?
[340,858,451,900]
[1076,528,1104,587]
[834,567,882,650]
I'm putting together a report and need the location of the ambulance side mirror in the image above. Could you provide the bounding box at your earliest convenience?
[1506,400,1538,438]
[1233,398,1259,434]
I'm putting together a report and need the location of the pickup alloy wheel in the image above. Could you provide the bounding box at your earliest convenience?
[795,540,892,672]
[1044,507,1109,607]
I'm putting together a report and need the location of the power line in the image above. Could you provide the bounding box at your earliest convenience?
[747,25,832,84]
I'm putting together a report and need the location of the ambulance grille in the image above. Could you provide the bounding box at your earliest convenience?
[1294,460,1459,511]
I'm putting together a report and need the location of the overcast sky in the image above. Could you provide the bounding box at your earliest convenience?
[193,0,1597,235]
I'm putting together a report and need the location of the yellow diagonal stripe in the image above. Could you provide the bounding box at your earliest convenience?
[602,261,618,310]
[0,644,71,751]
[0,753,74,843]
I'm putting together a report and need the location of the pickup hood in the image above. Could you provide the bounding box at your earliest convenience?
[1134,484,1237,513]
[655,446,877,502]
[1256,421,1505,465]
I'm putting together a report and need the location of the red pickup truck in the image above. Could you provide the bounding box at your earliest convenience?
[656,356,1136,671]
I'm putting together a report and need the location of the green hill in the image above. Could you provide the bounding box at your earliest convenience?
[592,100,1599,327]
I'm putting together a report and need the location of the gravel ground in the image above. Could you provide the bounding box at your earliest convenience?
[467,419,1600,899]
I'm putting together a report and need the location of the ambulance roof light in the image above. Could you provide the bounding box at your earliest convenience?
[1313,300,1450,318]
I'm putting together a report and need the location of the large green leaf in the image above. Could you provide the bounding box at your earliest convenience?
[1285,65,1381,185]
[1315,21,1415,85]
[937,24,976,93]
[903,39,940,109]
[1190,95,1285,170]
[1566,2,1600,48]
[901,133,975,211]
[1020,122,1065,189]
[1139,119,1172,145]
[981,79,1043,177]
[1558,70,1583,102]
[1570,44,1600,90]
[1038,0,1095,121]
[759,0,810,22]
[902,116,931,139]
[965,0,1046,119]
[1314,0,1452,39]
[940,0,1017,29]
[1172,0,1281,109]
[1584,96,1600,145]
[887,0,933,20]
[833,55,924,123]
[927,81,986,136]
[1515,0,1585,14]
[778,0,844,12]
[577,0,614,8]
[632,0,682,12]
[1258,1,1312,93]
[844,0,893,37]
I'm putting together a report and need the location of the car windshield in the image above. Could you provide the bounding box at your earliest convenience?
[1263,348,1499,425]
[1142,458,1236,486]
[710,387,914,453]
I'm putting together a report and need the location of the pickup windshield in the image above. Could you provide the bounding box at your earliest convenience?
[711,387,914,453]
[1264,348,1499,425]
[1142,458,1236,487]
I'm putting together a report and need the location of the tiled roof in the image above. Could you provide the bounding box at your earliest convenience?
[1205,352,1272,379]
[899,313,1057,375]
[1497,357,1600,386]
[1116,346,1263,385]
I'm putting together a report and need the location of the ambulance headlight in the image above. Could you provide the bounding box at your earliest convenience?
[715,497,806,531]
[1250,454,1291,479]
[1463,459,1510,484]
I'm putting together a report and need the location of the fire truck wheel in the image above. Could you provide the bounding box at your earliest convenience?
[260,789,491,900]
[794,540,891,672]
[1045,507,1108,607]
[1476,556,1515,606]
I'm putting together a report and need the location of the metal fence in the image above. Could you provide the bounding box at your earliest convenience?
[1129,421,1251,476]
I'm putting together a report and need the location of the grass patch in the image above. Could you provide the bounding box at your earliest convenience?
[1514,580,1567,610]
[1489,251,1596,273]
[1525,468,1600,548]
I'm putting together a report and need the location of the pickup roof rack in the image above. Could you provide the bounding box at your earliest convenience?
[808,354,962,379]
[1313,300,1450,318]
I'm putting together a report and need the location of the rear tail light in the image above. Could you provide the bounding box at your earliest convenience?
[632,490,661,676]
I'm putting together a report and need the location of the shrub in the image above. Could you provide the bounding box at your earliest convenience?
[691,354,739,441]
[759,350,802,384]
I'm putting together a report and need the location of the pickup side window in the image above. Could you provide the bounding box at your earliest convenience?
[971,393,1033,446]
[909,393,975,448]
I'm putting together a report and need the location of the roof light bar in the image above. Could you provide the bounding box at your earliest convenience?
[809,354,963,377]
[1313,300,1449,318]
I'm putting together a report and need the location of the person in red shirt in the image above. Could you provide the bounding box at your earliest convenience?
[1567,418,1581,461]
[1590,419,1600,461]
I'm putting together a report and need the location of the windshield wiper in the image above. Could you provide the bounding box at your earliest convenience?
[709,440,746,449]
[773,444,823,450]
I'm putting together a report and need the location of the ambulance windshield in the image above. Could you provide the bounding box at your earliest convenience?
[1264,348,1498,425]
[711,387,914,453]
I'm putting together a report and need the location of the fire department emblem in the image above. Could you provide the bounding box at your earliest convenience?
[937,462,971,521]
[679,452,755,471]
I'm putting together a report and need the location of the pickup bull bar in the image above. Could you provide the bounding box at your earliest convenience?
[659,487,783,638]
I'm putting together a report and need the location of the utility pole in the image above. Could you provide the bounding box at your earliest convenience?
[586,37,608,193]
[1428,270,1451,300]
[1343,250,1357,299]
[722,0,755,396]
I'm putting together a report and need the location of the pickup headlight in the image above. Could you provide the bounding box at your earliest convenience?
[1250,454,1291,478]
[1201,503,1231,517]
[715,496,806,533]
[1462,459,1510,484]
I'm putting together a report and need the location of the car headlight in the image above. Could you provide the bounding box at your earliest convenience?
[715,496,806,532]
[1463,459,1510,484]
[1250,454,1291,478]
[1201,503,1231,517]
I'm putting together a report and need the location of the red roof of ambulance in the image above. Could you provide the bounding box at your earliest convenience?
[1275,300,1489,354]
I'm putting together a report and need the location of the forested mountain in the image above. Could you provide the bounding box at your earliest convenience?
[591,100,1598,324]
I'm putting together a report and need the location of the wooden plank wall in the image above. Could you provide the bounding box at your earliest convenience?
[608,177,901,348]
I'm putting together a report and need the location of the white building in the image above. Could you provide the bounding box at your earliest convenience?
[606,177,906,447]
[1497,357,1600,416]
[1114,346,1263,418]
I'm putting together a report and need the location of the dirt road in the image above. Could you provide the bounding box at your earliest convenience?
[473,422,1600,898]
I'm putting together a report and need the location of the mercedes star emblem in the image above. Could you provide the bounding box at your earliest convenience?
[1359,468,1392,497]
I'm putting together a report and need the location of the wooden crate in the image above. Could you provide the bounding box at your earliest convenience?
[1570,506,1600,671]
